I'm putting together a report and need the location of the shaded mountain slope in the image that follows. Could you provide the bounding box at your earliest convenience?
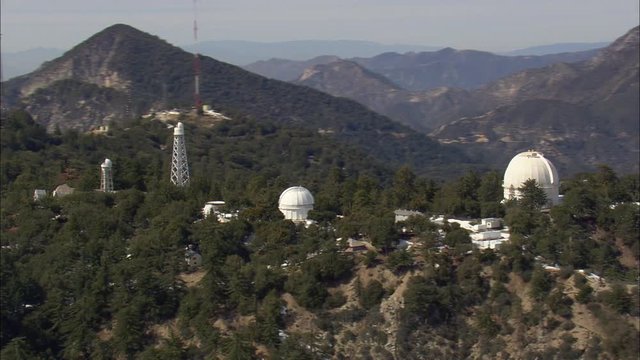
[244,56,341,82]
[432,26,639,174]
[295,60,496,133]
[1,24,473,177]
[296,26,639,175]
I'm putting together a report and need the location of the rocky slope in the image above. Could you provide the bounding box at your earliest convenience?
[3,24,186,130]
[244,55,340,82]
[294,60,404,119]
[182,259,638,359]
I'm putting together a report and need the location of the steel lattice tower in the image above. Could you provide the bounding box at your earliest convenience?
[171,122,190,186]
[100,159,114,193]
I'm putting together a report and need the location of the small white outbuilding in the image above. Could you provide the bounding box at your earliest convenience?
[185,249,202,267]
[33,189,47,201]
[53,184,75,198]
[203,200,226,218]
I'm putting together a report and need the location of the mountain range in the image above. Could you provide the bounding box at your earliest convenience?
[504,41,609,56]
[2,24,637,176]
[186,40,605,67]
[0,24,473,178]
[1,48,66,80]
[181,40,441,65]
[2,41,608,81]
[249,48,600,90]
[293,27,639,174]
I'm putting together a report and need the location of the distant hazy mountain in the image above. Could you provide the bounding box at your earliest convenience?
[297,27,639,174]
[244,56,340,82]
[505,42,608,56]
[295,60,487,133]
[2,24,472,175]
[294,47,602,131]
[432,27,639,174]
[351,48,600,91]
[294,60,406,118]
[1,47,65,80]
[267,47,599,91]
[182,40,440,65]
[0,41,606,81]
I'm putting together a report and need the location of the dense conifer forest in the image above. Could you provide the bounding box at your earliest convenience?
[1,110,638,359]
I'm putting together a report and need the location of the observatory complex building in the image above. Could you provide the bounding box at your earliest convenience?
[278,186,315,222]
[503,150,560,206]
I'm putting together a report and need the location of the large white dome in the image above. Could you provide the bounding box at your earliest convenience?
[503,150,560,206]
[279,186,314,221]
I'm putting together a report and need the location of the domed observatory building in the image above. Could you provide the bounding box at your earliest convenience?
[278,186,314,222]
[503,150,560,206]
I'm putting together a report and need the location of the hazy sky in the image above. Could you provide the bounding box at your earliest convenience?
[1,0,638,52]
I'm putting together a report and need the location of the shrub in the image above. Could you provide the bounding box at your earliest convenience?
[386,250,413,273]
[359,280,385,309]
[324,290,347,309]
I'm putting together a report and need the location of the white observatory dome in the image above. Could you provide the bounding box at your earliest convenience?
[101,158,112,168]
[503,150,560,206]
[279,186,314,222]
[174,122,185,136]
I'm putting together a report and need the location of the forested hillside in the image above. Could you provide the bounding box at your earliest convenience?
[1,110,638,359]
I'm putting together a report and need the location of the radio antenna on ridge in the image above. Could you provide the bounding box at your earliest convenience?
[192,0,202,115]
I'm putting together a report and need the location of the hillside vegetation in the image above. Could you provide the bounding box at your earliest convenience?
[1,110,638,359]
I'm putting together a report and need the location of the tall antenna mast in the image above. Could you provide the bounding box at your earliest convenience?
[193,0,202,115]
[170,122,190,186]
[0,33,6,113]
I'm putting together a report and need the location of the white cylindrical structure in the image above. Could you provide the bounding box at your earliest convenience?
[174,122,185,135]
[100,158,114,193]
[503,150,560,206]
[278,186,314,222]
[171,122,190,187]
[203,201,225,218]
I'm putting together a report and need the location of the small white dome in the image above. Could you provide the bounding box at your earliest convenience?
[174,122,185,136]
[279,186,314,221]
[503,150,560,205]
[101,158,112,168]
